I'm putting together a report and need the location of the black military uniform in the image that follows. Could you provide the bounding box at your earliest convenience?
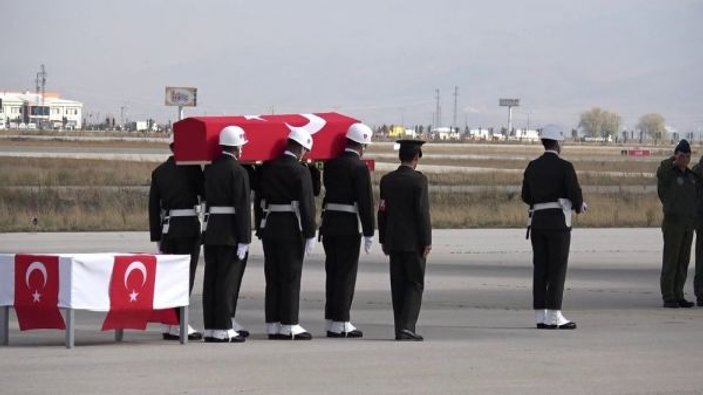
[320,149,375,336]
[148,155,204,340]
[378,140,431,341]
[657,140,698,308]
[521,147,583,326]
[202,151,251,341]
[255,152,316,339]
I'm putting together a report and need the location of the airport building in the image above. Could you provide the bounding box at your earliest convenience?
[0,91,83,129]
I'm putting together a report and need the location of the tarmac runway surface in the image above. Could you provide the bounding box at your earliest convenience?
[1,229,702,394]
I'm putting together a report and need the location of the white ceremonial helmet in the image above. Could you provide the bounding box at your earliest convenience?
[539,124,565,141]
[346,123,373,145]
[287,128,313,150]
[219,126,249,147]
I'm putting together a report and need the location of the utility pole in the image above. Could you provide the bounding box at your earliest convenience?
[39,65,47,106]
[452,86,458,132]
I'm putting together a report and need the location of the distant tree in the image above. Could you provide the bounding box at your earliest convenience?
[637,113,666,143]
[578,107,621,138]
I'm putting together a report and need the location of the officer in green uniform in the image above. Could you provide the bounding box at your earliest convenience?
[149,136,204,340]
[657,139,697,308]
[378,139,431,341]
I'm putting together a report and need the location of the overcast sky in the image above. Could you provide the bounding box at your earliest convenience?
[4,0,702,132]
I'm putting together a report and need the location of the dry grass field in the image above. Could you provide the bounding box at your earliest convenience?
[0,138,674,231]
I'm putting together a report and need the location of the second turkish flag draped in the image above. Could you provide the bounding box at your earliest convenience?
[14,254,65,330]
[102,255,157,330]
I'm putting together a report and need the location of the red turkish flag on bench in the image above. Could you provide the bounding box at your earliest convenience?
[14,254,65,330]
[102,255,157,330]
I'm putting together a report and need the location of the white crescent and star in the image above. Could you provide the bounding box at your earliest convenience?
[123,261,148,302]
[285,113,326,136]
[25,261,48,303]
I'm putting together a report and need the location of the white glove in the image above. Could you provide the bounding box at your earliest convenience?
[581,202,588,213]
[156,241,162,253]
[304,238,316,256]
[236,243,249,260]
[363,236,373,254]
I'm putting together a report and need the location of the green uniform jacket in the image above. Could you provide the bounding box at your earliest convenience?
[657,157,698,225]
[377,165,431,252]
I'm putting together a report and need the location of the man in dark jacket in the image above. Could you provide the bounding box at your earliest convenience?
[320,123,375,338]
[378,139,431,341]
[149,137,204,340]
[201,126,251,343]
[521,125,584,329]
[255,128,317,340]
[691,154,703,307]
[657,139,697,308]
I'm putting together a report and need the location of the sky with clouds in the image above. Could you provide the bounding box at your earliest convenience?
[4,0,702,132]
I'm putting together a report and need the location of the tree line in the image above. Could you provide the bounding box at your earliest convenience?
[578,107,668,143]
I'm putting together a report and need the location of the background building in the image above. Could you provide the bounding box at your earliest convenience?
[0,91,83,129]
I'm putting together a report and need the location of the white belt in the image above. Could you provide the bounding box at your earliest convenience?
[208,206,236,214]
[202,206,236,231]
[162,208,198,234]
[169,208,197,217]
[260,200,301,231]
[531,202,562,211]
[324,203,358,214]
[268,204,297,213]
[323,202,361,232]
[526,198,573,239]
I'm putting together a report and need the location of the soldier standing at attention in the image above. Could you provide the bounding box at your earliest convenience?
[521,125,584,329]
[378,139,431,341]
[320,123,375,338]
[149,135,204,341]
[657,139,697,308]
[201,126,251,343]
[690,153,703,307]
[256,128,317,340]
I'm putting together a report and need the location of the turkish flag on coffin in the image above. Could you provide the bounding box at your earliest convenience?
[102,255,157,331]
[14,255,65,330]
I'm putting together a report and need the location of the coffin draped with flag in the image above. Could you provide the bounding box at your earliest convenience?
[172,112,360,164]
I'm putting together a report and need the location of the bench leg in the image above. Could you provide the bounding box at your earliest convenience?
[115,329,124,343]
[1,306,9,346]
[179,306,188,345]
[64,308,74,349]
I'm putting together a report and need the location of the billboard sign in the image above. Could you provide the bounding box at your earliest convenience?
[165,87,197,107]
[499,98,520,107]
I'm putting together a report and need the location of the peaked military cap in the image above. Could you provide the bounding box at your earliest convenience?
[395,139,426,159]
